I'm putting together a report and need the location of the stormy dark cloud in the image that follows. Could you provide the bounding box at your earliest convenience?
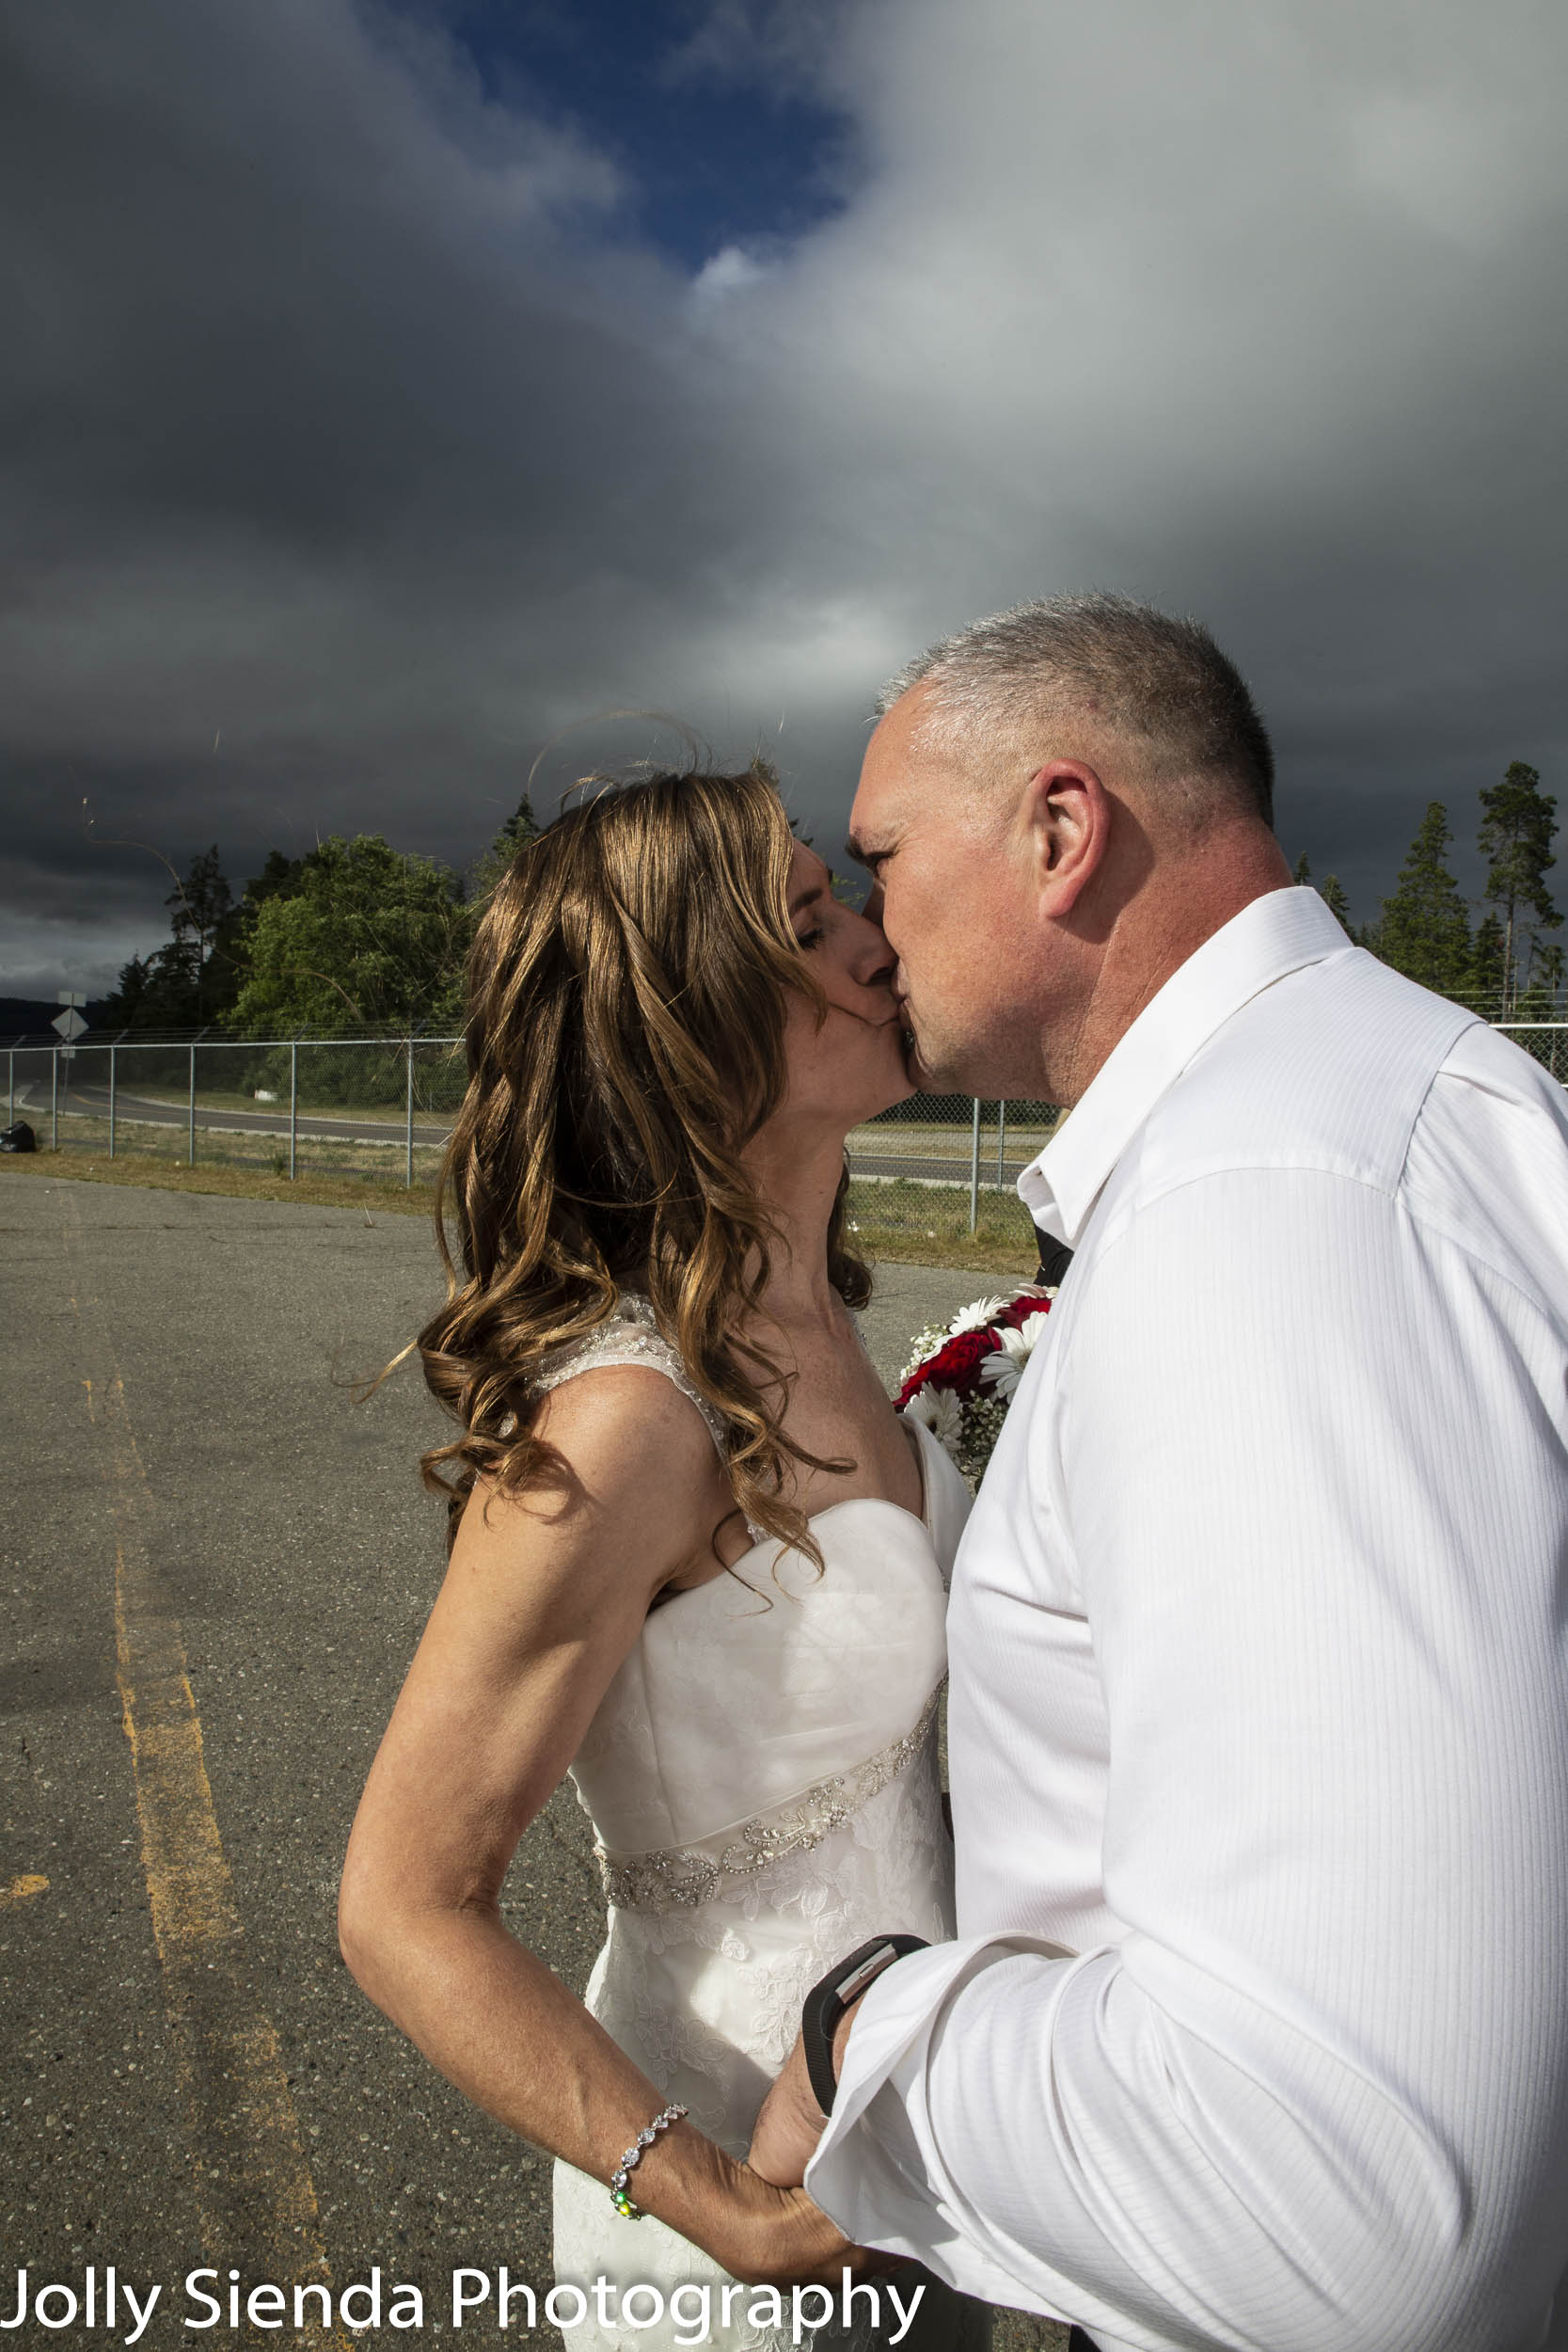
[3,0,1565,995]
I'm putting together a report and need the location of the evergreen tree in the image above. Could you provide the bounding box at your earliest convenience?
[103,850,236,1028]
[467,797,540,906]
[1291,851,1352,932]
[241,849,306,914]
[1478,760,1560,1016]
[99,937,201,1029]
[1518,940,1565,1020]
[1318,874,1352,930]
[1374,803,1472,998]
[166,846,233,1020]
[1468,912,1508,1015]
[100,951,156,1029]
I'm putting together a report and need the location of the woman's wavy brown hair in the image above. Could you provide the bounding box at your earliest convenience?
[419,759,871,1561]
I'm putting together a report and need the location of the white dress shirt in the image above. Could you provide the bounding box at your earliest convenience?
[806,888,1568,2352]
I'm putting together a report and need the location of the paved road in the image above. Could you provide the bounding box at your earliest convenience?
[1,1176,1057,2349]
[13,1083,1042,1188]
[9,1079,454,1155]
[9,1073,1048,1186]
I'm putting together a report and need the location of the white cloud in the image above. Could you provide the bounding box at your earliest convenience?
[690,243,772,309]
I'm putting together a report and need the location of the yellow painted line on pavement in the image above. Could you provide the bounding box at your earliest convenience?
[65,1198,353,2349]
[1,1873,49,1905]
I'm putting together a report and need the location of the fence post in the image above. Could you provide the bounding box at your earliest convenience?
[969,1098,981,1234]
[187,1043,197,1165]
[52,1049,59,1151]
[996,1100,1007,1190]
[405,1037,415,1188]
[289,1041,298,1182]
[109,1043,117,1159]
[7,1046,12,1123]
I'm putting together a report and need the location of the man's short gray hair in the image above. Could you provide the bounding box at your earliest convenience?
[879,592,1275,831]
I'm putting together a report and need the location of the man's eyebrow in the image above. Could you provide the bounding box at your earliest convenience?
[843,834,882,869]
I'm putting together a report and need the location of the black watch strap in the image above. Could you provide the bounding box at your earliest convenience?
[800,1933,929,2119]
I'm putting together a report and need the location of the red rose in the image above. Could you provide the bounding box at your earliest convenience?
[995,1289,1053,1335]
[898,1327,990,1402]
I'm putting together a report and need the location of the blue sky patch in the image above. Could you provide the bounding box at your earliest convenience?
[439,0,855,270]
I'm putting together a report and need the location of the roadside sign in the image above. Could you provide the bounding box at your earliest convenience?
[52,1008,87,1042]
[56,991,87,1008]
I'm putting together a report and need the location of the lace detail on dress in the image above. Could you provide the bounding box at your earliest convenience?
[596,1687,942,1912]
[532,1293,730,1457]
[553,1726,979,2348]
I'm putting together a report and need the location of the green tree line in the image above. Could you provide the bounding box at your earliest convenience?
[102,800,539,1034]
[103,760,1559,1039]
[1293,759,1560,1019]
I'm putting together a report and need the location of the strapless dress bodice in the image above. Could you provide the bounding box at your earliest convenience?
[570,1431,965,1869]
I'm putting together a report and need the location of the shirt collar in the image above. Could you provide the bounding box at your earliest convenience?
[1019,886,1351,1247]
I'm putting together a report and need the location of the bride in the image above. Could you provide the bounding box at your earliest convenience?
[339,762,987,2349]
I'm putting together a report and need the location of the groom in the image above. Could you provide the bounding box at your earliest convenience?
[751,595,1568,2350]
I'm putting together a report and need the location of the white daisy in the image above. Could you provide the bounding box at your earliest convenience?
[902,1383,965,1461]
[979,1324,1038,1397]
[945,1295,1011,1337]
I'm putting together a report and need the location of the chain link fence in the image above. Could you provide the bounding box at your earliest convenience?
[1,1033,466,1189]
[19,1018,1560,1255]
[2,1031,1057,1254]
[1493,1024,1568,1083]
[845,1094,1057,1260]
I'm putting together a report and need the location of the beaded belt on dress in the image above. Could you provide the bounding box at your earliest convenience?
[594,1688,942,1913]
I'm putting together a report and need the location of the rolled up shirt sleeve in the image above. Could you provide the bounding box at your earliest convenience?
[807,1160,1568,2352]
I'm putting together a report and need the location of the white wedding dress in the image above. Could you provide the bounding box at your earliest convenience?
[546,1297,986,2350]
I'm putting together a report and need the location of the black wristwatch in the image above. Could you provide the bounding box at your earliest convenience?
[800,1934,928,2118]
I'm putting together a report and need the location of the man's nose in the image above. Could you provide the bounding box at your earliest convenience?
[852,915,897,991]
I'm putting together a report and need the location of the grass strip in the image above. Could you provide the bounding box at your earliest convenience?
[4,1150,1041,1278]
[1,1147,436,1218]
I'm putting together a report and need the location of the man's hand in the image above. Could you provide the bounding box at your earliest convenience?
[748,2000,858,2188]
[709,2169,895,2289]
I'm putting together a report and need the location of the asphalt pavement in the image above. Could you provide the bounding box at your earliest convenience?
[1,1176,1054,2349]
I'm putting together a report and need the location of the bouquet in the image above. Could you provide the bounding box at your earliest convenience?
[895,1286,1056,1490]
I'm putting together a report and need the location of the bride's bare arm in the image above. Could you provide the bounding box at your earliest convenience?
[338,1367,858,2285]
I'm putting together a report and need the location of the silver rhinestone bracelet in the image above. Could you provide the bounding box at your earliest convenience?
[609,2102,688,2219]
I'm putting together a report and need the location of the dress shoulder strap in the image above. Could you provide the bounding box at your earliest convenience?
[531,1294,728,1464]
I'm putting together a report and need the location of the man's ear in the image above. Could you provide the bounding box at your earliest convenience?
[1023,760,1110,915]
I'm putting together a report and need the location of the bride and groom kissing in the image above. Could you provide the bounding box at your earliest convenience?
[340,594,1568,2352]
